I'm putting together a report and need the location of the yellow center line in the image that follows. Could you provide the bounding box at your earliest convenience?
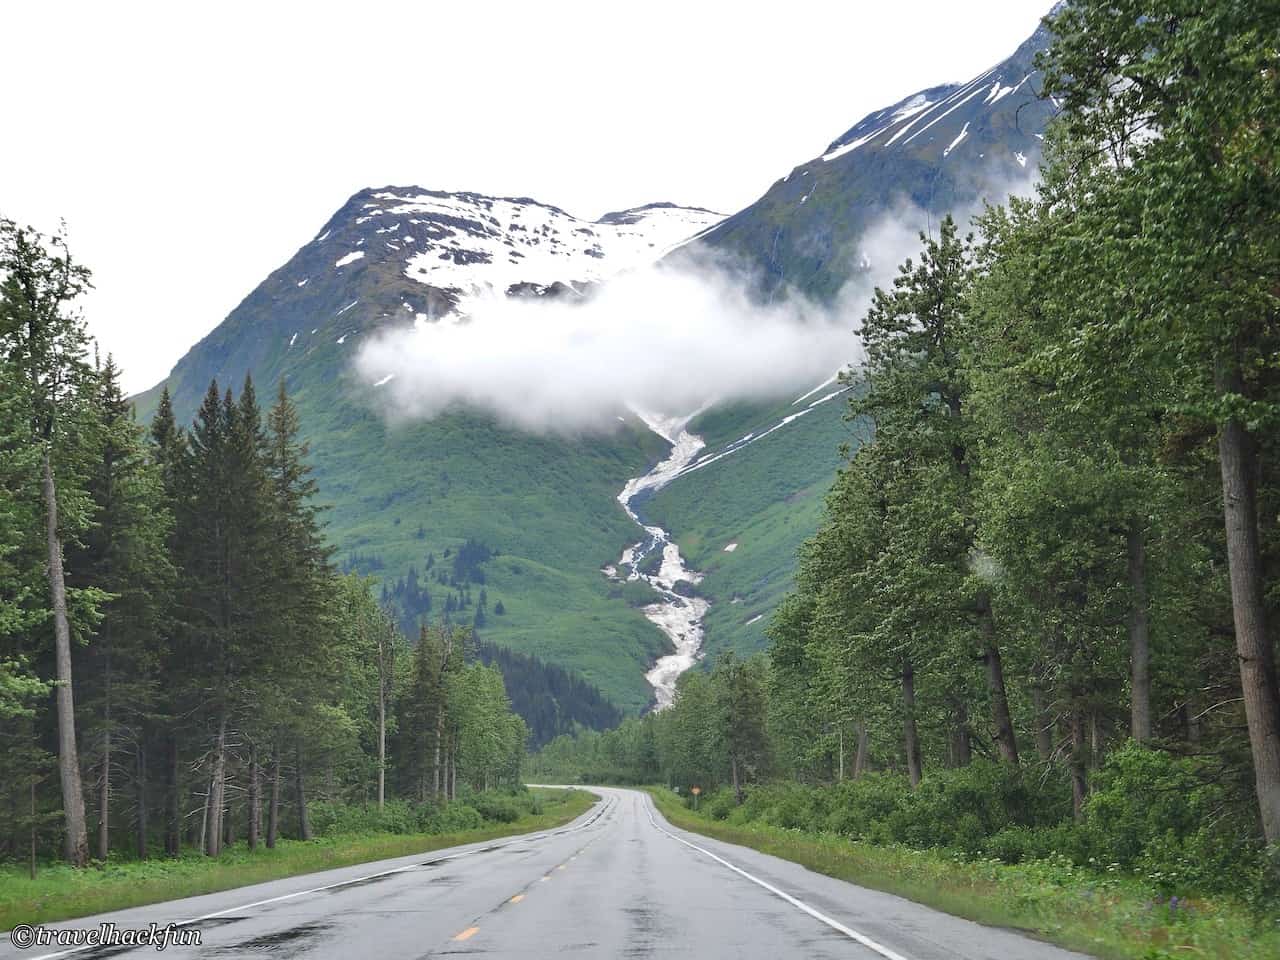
[557,864,567,870]
[453,927,479,941]
[509,894,525,903]
[540,875,551,881]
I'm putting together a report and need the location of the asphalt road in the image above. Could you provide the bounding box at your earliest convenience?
[2,787,1093,960]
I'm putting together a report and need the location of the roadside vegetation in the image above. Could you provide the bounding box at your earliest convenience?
[0,787,592,930]
[535,2,1280,955]
[649,787,1276,960]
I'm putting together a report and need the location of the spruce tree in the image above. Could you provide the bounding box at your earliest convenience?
[0,217,97,866]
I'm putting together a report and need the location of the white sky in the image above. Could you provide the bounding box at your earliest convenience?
[1,0,1050,394]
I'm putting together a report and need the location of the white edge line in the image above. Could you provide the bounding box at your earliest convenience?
[15,795,613,960]
[644,797,912,960]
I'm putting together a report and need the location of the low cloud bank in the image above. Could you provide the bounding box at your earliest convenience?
[354,178,1037,435]
[355,252,860,434]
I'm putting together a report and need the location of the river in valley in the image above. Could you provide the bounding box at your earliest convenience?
[603,412,710,710]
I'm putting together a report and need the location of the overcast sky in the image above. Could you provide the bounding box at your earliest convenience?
[2,0,1050,394]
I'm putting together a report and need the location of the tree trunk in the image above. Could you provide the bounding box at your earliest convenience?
[165,734,180,856]
[295,745,312,841]
[43,451,88,867]
[903,662,923,788]
[1215,359,1280,844]
[950,698,972,767]
[452,749,458,801]
[1127,523,1153,743]
[377,666,386,812]
[135,740,148,860]
[1069,709,1088,821]
[247,748,259,852]
[267,750,280,849]
[198,776,209,855]
[97,629,112,862]
[1090,710,1105,768]
[1031,684,1053,761]
[731,755,742,804]
[29,778,37,880]
[224,793,235,849]
[978,597,1019,765]
[432,711,444,801]
[206,716,227,857]
[97,727,110,861]
[853,720,869,779]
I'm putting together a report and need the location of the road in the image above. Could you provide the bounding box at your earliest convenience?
[2,787,1092,960]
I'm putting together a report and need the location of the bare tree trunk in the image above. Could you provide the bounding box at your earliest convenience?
[1183,695,1203,745]
[1216,359,1280,844]
[903,662,923,788]
[377,665,386,812]
[853,720,869,779]
[247,747,259,852]
[224,789,235,849]
[950,698,972,767]
[44,451,88,867]
[198,776,209,855]
[206,715,227,857]
[97,726,110,861]
[135,739,148,860]
[267,749,280,849]
[979,598,1019,765]
[95,626,114,862]
[165,733,180,857]
[451,749,457,801]
[1069,709,1088,821]
[1031,684,1053,761]
[1127,524,1153,743]
[432,712,444,801]
[30,778,37,880]
[295,745,312,841]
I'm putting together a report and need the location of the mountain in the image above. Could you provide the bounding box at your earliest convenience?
[134,192,725,714]
[135,14,1056,715]
[639,16,1056,660]
[137,191,724,426]
[694,18,1055,302]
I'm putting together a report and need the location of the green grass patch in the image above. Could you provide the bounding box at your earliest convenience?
[647,788,1278,960]
[0,788,594,931]
[645,398,861,659]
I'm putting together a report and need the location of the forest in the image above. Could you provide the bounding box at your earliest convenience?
[530,0,1280,908]
[0,230,527,868]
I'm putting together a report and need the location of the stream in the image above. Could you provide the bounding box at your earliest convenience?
[603,412,710,710]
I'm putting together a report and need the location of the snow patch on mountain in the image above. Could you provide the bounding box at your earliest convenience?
[334,192,728,310]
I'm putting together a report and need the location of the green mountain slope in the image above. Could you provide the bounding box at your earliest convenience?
[646,17,1054,660]
[132,191,721,713]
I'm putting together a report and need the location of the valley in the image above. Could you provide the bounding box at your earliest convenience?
[122,13,1061,720]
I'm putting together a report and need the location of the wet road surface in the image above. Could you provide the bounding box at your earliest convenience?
[1,787,1092,960]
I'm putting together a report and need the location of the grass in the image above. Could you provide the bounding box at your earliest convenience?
[0,788,595,931]
[647,788,1280,960]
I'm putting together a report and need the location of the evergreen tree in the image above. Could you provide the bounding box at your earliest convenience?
[0,217,99,866]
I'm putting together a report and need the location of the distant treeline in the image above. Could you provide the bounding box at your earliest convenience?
[476,642,622,749]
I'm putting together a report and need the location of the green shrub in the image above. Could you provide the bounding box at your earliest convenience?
[469,792,526,823]
[429,803,484,833]
[702,788,737,821]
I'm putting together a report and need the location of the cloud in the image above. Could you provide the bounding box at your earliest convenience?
[353,172,1039,436]
[354,250,861,434]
